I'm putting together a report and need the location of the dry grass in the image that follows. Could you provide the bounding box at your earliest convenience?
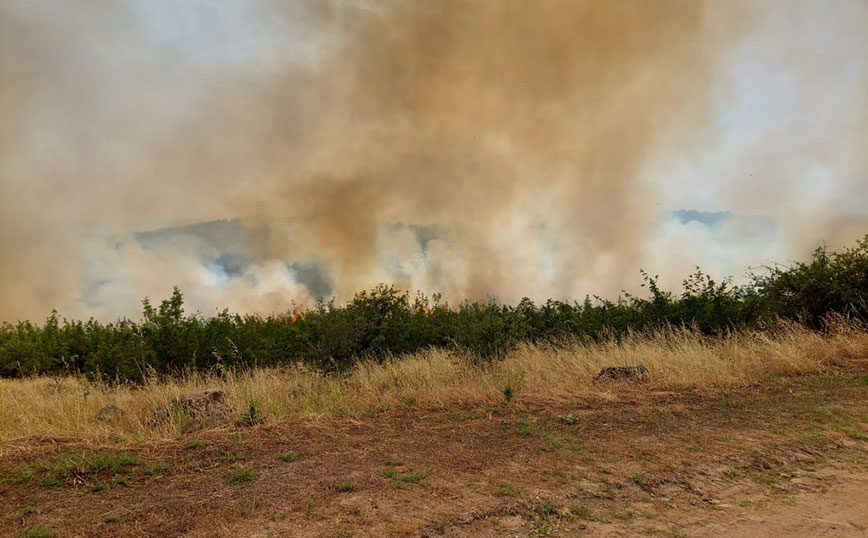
[2,320,866,442]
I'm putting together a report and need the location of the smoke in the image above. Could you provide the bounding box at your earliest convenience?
[0,0,865,321]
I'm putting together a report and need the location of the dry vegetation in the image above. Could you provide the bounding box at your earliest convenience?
[3,320,866,443]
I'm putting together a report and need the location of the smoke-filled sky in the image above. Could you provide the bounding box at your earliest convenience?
[1,0,866,321]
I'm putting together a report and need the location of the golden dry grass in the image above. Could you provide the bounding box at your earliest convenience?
[1,320,866,443]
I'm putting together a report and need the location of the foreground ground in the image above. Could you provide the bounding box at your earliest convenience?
[3,369,868,538]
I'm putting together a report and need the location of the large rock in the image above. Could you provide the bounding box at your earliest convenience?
[593,365,649,383]
[150,388,234,433]
[96,404,124,422]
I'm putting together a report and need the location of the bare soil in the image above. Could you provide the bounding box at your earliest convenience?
[2,372,868,538]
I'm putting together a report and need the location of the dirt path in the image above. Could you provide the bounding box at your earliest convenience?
[685,471,868,538]
[2,374,867,537]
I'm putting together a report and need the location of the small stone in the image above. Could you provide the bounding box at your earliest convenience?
[96,404,124,422]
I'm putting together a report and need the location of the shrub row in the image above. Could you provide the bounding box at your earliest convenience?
[1,236,866,380]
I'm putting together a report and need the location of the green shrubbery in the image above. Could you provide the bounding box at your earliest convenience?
[1,236,866,380]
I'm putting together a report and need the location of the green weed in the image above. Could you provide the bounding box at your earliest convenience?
[494,482,523,496]
[397,470,429,484]
[19,526,54,538]
[569,505,596,521]
[226,469,257,485]
[236,402,266,427]
[36,477,61,489]
[145,462,171,475]
[277,450,301,462]
[11,467,34,484]
[561,413,580,425]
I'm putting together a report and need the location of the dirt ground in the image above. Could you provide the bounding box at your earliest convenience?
[2,372,868,538]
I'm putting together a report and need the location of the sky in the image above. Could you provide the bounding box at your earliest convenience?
[0,0,866,321]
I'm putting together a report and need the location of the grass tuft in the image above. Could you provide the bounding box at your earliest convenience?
[19,527,54,538]
[569,505,596,521]
[277,450,301,463]
[145,462,171,475]
[11,467,34,484]
[495,482,523,496]
[397,470,429,484]
[226,468,257,485]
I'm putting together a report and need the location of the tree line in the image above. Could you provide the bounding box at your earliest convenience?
[2,236,866,380]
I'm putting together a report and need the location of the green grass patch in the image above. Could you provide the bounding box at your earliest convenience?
[215,453,245,463]
[629,472,652,492]
[144,462,171,475]
[494,482,523,496]
[536,501,559,518]
[339,482,359,492]
[539,432,562,451]
[53,451,139,475]
[566,437,584,452]
[752,473,777,486]
[277,450,301,462]
[19,526,54,538]
[36,477,62,489]
[816,373,868,386]
[569,504,597,521]
[104,513,125,523]
[185,440,207,450]
[397,470,429,484]
[11,467,35,484]
[226,468,257,485]
[457,411,478,421]
[381,468,398,478]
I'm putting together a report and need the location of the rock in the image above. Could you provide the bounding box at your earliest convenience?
[96,404,124,422]
[594,365,650,383]
[149,388,233,432]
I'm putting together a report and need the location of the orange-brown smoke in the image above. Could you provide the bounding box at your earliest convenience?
[0,1,865,321]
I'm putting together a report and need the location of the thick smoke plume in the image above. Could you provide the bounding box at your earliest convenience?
[1,1,866,321]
